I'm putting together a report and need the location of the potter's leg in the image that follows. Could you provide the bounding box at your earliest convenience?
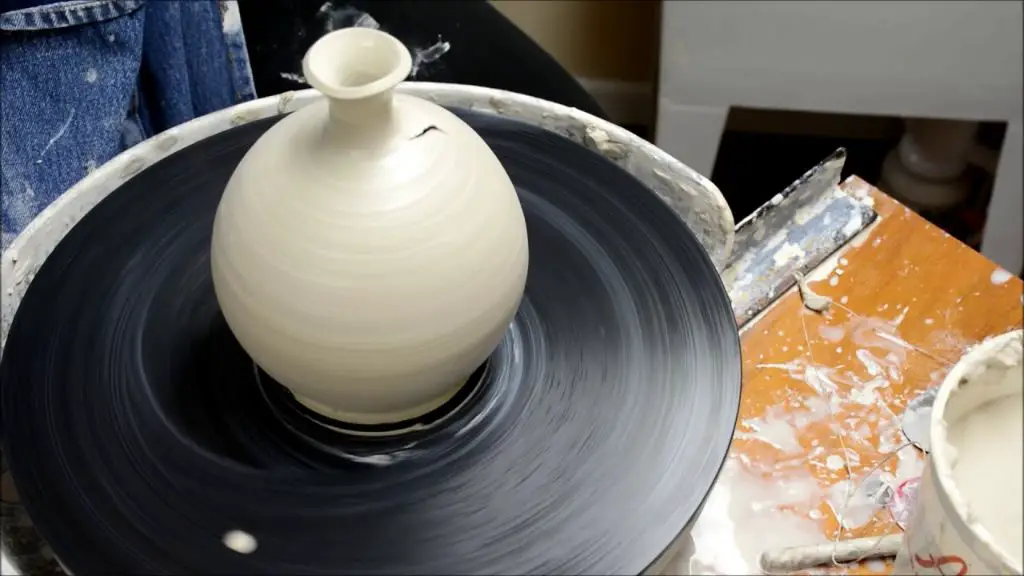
[981,119,1023,275]
[654,99,729,179]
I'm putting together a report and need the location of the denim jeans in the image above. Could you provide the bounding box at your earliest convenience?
[0,0,256,251]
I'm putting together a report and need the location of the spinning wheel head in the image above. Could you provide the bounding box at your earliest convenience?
[209,28,530,428]
[0,65,740,575]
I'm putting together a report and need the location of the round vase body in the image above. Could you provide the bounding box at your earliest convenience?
[210,28,529,425]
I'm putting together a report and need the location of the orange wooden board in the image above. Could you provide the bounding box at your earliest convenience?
[660,176,1023,575]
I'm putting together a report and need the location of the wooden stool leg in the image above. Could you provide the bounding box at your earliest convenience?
[981,119,1023,275]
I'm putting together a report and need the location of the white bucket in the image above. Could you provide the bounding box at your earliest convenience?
[894,328,1023,575]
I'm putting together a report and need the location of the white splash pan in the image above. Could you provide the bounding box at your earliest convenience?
[894,328,1023,575]
[0,83,734,574]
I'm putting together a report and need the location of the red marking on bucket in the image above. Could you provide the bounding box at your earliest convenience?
[913,552,970,575]
[888,476,921,528]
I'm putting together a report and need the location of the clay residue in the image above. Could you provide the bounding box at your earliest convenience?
[661,458,827,574]
[734,405,805,454]
[311,4,449,79]
[317,2,380,32]
[220,0,242,33]
[409,38,450,78]
[773,242,805,269]
[744,299,944,557]
[818,325,845,342]
[280,72,306,84]
[990,268,1013,285]
[584,126,629,161]
[1,182,40,252]
[34,107,75,165]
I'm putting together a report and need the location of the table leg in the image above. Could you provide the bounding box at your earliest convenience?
[981,119,1023,275]
[654,99,729,178]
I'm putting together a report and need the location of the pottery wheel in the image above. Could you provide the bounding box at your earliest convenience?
[0,109,741,574]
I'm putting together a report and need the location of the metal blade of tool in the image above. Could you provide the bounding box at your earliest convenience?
[723,149,879,327]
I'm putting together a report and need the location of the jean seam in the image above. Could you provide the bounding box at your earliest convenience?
[127,84,148,144]
[0,0,145,32]
[218,0,256,103]
[224,38,257,102]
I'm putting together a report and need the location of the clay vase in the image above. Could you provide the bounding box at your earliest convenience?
[209,28,529,426]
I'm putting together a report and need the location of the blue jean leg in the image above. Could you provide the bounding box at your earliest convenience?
[1,0,256,252]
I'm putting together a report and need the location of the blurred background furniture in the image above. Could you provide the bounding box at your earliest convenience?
[496,0,1022,276]
[655,1,1023,274]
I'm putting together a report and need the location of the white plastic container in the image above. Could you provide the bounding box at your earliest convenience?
[893,329,1023,575]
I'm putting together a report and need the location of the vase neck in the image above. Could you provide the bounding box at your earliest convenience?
[324,91,399,147]
[301,27,413,149]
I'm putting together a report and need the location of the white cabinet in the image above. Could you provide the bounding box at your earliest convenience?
[656,1,1023,272]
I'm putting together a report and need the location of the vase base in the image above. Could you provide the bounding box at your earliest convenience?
[263,362,492,439]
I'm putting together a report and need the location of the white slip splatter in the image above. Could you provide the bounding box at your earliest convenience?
[318,2,380,32]
[842,210,865,238]
[279,72,307,84]
[282,7,450,83]
[2,182,39,250]
[855,349,886,378]
[410,37,451,78]
[221,1,242,33]
[35,107,76,164]
[849,377,888,406]
[804,365,839,397]
[223,529,258,554]
[818,325,846,342]
[774,242,805,268]
[866,559,888,572]
[891,305,910,326]
[827,476,886,530]
[668,460,827,574]
[991,268,1013,285]
[736,410,803,454]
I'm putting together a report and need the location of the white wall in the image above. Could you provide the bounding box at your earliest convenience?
[491,0,660,125]
[659,1,1023,121]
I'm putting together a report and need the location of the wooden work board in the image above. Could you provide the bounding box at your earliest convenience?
[660,176,1023,575]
